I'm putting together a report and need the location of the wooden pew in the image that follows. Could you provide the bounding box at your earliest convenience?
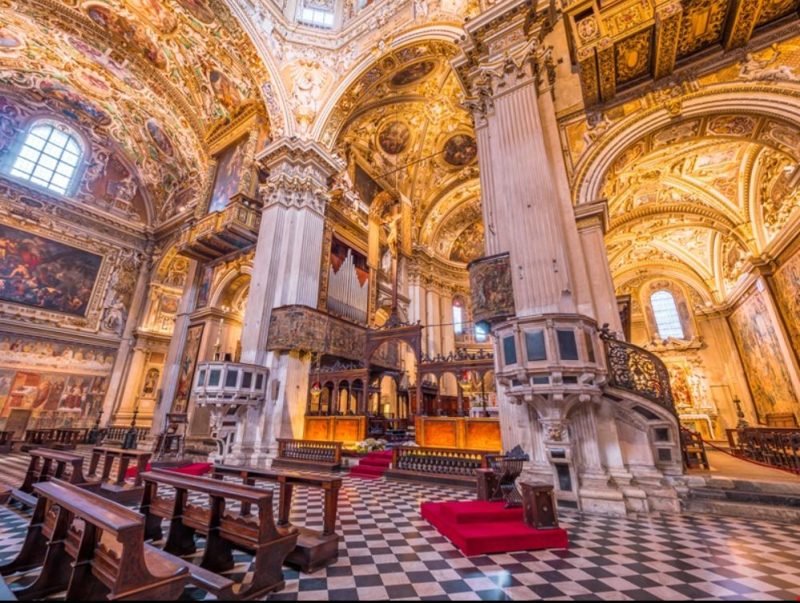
[272,439,343,472]
[87,446,151,504]
[139,469,297,599]
[0,479,187,601]
[20,429,55,452]
[213,464,342,572]
[12,448,98,508]
[50,428,86,451]
[0,430,13,453]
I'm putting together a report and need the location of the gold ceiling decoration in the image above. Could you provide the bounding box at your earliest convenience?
[602,111,800,305]
[0,0,271,225]
[565,0,800,105]
[333,41,479,266]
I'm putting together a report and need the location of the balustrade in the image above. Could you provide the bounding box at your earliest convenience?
[600,327,676,415]
[728,427,800,474]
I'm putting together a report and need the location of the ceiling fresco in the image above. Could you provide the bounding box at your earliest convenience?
[333,42,481,266]
[603,112,800,306]
[0,0,270,226]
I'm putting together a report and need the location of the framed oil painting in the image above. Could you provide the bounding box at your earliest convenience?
[0,223,102,316]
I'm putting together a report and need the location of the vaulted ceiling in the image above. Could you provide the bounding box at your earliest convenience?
[0,0,269,226]
[605,112,800,304]
[332,41,483,266]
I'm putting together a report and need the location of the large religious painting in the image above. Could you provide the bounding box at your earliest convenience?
[354,164,383,207]
[0,333,115,424]
[729,286,798,421]
[327,237,369,324]
[208,136,248,213]
[469,253,515,325]
[174,324,204,412]
[0,223,103,316]
[773,249,800,359]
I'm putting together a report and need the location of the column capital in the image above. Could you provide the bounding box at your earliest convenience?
[453,0,556,121]
[257,137,344,215]
[574,199,610,234]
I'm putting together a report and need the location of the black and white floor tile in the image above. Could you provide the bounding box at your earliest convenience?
[1,449,799,600]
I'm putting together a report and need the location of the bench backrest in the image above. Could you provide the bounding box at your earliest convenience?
[213,464,342,488]
[141,469,279,542]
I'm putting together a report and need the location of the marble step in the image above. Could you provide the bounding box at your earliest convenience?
[685,497,800,524]
[688,486,800,508]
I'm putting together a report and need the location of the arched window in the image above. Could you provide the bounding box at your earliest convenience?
[453,298,464,335]
[10,121,82,195]
[475,322,489,343]
[650,290,685,339]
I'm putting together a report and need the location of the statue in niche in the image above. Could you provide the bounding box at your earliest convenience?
[142,368,159,396]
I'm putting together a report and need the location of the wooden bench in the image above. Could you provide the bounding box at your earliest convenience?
[0,430,13,453]
[272,438,343,472]
[213,464,343,572]
[140,469,297,599]
[12,448,98,508]
[20,429,55,452]
[0,479,188,600]
[87,446,151,504]
[50,428,86,451]
[385,446,493,488]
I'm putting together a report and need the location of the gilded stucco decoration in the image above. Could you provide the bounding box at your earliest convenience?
[331,41,481,267]
[564,0,800,106]
[0,0,273,224]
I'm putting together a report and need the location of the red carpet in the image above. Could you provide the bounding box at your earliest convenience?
[124,462,212,479]
[349,450,393,479]
[421,500,568,556]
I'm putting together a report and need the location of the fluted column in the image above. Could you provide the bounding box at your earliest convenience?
[575,201,624,335]
[233,138,341,463]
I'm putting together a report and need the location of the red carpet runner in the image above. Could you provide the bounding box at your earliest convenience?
[421,500,568,556]
[348,450,393,479]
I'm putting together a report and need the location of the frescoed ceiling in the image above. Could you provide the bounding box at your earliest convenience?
[604,112,800,306]
[565,0,800,105]
[332,41,482,266]
[0,0,270,226]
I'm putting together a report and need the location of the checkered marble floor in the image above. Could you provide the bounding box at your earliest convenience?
[1,450,800,600]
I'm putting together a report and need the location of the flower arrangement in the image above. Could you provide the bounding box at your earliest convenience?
[354,438,387,453]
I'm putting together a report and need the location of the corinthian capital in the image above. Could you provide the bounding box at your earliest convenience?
[257,138,344,215]
[453,0,558,121]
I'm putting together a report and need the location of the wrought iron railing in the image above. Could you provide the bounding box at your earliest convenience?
[600,326,675,415]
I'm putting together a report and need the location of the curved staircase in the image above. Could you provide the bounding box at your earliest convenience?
[349,450,392,479]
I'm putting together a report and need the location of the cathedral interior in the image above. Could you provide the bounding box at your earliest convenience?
[0,0,800,600]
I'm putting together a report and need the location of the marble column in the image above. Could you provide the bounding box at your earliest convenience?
[452,0,666,515]
[575,200,624,335]
[425,288,439,357]
[233,138,341,463]
[151,260,199,434]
